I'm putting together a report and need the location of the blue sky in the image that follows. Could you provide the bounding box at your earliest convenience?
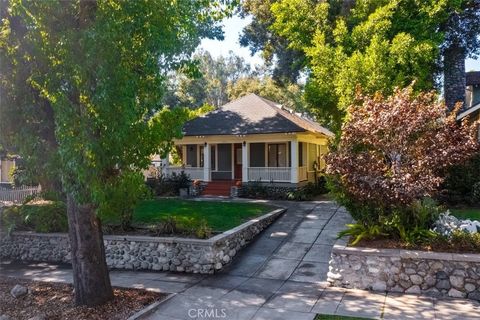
[200,15,480,72]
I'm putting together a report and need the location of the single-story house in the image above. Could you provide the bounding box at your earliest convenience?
[160,93,334,195]
[458,71,480,124]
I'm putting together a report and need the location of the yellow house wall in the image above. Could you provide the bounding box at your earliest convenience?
[0,159,15,183]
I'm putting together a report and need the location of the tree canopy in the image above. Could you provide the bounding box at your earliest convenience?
[242,0,480,132]
[0,0,232,306]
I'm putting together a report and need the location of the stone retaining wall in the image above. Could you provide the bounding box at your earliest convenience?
[328,240,480,301]
[0,207,285,274]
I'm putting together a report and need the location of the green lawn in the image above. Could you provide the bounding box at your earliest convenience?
[133,199,272,231]
[315,315,373,320]
[450,207,480,221]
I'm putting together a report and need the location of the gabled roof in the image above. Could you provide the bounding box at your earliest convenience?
[467,71,480,86]
[183,93,334,137]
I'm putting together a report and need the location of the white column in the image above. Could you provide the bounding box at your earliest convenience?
[242,142,248,183]
[204,143,210,181]
[161,153,169,175]
[290,139,298,183]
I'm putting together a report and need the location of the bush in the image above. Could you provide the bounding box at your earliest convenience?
[327,86,479,245]
[152,216,212,239]
[2,201,68,233]
[147,171,191,196]
[441,153,480,205]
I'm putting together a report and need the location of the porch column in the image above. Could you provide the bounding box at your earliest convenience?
[290,139,298,183]
[242,142,248,183]
[204,143,210,182]
[161,153,169,175]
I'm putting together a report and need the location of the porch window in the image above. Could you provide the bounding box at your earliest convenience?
[268,143,287,167]
[249,143,265,167]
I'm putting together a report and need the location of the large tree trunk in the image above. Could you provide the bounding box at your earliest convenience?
[67,194,113,306]
[444,45,466,111]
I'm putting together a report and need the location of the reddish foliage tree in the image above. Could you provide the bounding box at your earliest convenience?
[327,86,479,207]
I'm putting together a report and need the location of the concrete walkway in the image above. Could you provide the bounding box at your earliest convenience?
[2,200,480,319]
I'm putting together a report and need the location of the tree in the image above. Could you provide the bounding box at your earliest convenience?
[441,0,480,109]
[327,86,479,212]
[242,1,479,132]
[163,51,252,108]
[239,0,305,85]
[0,0,230,306]
[227,76,305,112]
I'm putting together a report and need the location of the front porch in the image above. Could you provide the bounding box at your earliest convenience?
[162,135,328,184]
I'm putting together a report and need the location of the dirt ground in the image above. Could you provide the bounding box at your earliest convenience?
[0,276,167,320]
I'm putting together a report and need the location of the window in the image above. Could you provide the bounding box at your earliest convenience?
[268,143,287,167]
[249,143,265,167]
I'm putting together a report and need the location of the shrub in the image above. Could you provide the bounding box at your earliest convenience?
[97,171,151,230]
[327,86,479,244]
[441,153,480,205]
[147,171,191,196]
[2,201,68,233]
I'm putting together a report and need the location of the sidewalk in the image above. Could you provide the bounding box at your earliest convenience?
[2,201,479,319]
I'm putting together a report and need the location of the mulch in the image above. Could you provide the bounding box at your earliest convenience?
[0,276,167,320]
[355,238,479,253]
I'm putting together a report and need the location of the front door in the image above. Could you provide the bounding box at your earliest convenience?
[234,143,242,180]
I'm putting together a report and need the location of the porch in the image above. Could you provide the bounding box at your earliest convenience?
[162,138,327,184]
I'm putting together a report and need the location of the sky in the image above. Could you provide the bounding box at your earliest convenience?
[200,14,480,72]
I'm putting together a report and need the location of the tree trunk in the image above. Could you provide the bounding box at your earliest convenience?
[67,194,113,306]
[444,45,466,111]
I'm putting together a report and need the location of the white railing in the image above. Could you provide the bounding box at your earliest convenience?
[164,166,204,180]
[247,167,291,182]
[0,185,41,203]
[299,166,307,181]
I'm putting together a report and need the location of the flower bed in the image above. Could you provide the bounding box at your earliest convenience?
[0,207,285,274]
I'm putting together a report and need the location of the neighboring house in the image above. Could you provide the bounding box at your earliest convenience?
[457,71,480,124]
[161,93,334,195]
[0,157,15,184]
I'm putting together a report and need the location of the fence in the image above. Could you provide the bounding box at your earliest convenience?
[0,185,41,203]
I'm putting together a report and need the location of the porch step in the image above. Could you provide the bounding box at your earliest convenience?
[202,181,238,196]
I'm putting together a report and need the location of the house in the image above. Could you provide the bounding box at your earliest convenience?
[0,157,15,184]
[457,71,480,123]
[161,93,334,195]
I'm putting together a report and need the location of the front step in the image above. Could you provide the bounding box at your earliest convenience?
[202,180,238,196]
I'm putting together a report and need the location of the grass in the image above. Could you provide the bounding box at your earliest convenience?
[315,315,373,320]
[132,198,272,231]
[450,207,480,221]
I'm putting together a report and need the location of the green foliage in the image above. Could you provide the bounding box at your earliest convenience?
[97,171,151,230]
[338,223,385,246]
[441,153,480,205]
[147,172,191,196]
[164,51,252,109]
[0,0,232,216]
[241,0,473,132]
[195,219,213,239]
[227,76,305,112]
[2,201,68,233]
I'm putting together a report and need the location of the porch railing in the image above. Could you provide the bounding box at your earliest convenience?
[299,166,307,181]
[247,167,291,182]
[164,166,204,180]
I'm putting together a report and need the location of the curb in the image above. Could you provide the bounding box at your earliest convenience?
[127,293,177,320]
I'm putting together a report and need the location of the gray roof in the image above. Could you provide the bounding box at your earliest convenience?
[183,94,334,137]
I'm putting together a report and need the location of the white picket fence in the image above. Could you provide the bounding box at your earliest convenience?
[0,185,41,203]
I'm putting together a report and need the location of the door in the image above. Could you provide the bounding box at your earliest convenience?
[234,143,242,180]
